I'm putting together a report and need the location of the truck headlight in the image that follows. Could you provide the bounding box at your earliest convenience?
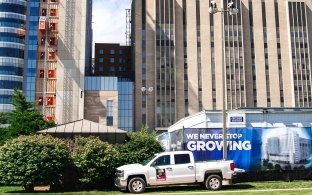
[115,170,124,178]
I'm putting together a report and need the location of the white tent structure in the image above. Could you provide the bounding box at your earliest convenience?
[37,119,127,144]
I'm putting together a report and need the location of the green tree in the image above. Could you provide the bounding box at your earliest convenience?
[2,89,55,143]
[11,88,33,112]
[8,109,54,136]
[71,136,120,185]
[0,128,9,146]
[0,134,69,191]
[0,113,8,124]
[117,126,164,165]
[274,164,282,170]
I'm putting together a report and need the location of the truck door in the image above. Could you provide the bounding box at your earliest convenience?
[170,153,196,183]
[147,154,173,185]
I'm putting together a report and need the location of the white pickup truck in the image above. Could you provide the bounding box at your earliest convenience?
[114,151,236,193]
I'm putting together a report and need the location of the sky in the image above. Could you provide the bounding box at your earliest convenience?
[92,0,131,46]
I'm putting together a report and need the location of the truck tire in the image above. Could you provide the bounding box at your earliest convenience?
[128,177,146,194]
[205,174,222,190]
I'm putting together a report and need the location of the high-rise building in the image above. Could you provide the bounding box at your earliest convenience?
[32,0,92,124]
[1,0,92,124]
[0,0,26,112]
[131,0,312,130]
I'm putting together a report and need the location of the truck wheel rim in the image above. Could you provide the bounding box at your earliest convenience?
[132,180,142,191]
[209,178,220,189]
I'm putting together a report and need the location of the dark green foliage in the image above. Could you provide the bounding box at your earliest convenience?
[0,128,10,146]
[0,113,8,124]
[0,135,69,189]
[268,163,273,169]
[7,110,54,137]
[116,126,164,165]
[11,89,33,112]
[0,89,55,145]
[71,136,120,184]
[274,164,282,170]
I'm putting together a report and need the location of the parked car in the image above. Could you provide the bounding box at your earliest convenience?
[114,150,236,193]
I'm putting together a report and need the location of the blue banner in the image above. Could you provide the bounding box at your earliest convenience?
[181,127,312,171]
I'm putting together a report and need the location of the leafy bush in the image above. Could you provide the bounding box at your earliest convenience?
[71,136,120,185]
[0,134,69,190]
[117,126,164,165]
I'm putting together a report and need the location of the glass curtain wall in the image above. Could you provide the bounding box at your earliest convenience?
[0,0,27,112]
[24,0,39,102]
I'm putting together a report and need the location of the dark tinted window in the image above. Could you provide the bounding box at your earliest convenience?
[154,155,170,166]
[174,154,190,164]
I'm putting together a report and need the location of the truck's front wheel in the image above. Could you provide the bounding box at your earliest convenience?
[128,177,146,194]
[205,174,222,190]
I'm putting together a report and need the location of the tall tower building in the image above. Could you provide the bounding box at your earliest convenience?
[32,0,92,124]
[131,0,312,130]
[0,0,26,112]
[0,0,91,124]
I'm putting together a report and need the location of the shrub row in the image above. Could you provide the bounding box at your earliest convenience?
[0,128,163,191]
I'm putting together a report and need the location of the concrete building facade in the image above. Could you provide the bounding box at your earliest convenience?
[131,0,312,131]
[35,0,92,124]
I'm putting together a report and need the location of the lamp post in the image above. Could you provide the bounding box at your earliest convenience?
[209,0,239,160]
[141,86,154,125]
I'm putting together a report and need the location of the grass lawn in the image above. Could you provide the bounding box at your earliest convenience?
[0,180,312,194]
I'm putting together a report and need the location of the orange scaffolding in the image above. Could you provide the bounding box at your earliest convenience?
[36,0,59,122]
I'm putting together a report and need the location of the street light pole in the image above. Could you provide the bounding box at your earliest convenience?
[209,0,239,160]
[141,86,154,126]
[221,9,227,161]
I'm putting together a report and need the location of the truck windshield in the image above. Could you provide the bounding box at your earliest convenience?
[142,154,156,165]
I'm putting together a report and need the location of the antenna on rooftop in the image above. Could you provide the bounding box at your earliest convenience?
[126,9,131,46]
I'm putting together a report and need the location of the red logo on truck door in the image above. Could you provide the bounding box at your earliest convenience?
[156,169,166,181]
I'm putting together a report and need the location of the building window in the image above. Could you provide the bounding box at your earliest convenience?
[99,58,104,63]
[49,23,56,30]
[107,100,113,126]
[48,70,55,78]
[47,97,55,105]
[48,52,55,60]
[50,9,57,16]
[41,9,46,16]
[40,52,45,59]
[110,58,115,63]
[39,69,44,78]
[38,97,43,105]
[40,36,45,45]
[110,49,115,54]
[49,37,56,45]
[99,49,104,54]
